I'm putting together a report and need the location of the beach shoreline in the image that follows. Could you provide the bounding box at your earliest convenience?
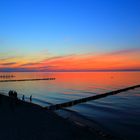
[0,92,115,140]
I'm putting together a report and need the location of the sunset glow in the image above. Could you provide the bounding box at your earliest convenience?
[0,0,140,72]
[0,48,140,72]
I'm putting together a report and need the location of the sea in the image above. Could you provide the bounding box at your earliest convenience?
[0,72,140,140]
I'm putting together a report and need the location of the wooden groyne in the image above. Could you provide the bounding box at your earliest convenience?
[0,75,15,78]
[0,78,56,82]
[46,84,140,110]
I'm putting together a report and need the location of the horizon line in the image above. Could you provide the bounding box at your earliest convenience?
[0,69,140,72]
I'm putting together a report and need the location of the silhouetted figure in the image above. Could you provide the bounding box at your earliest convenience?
[9,90,14,97]
[8,90,18,110]
[13,91,17,98]
[30,95,32,102]
[8,90,13,97]
[8,90,17,98]
[22,95,25,101]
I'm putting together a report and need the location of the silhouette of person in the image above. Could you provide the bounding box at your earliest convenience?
[8,90,12,97]
[8,90,15,97]
[22,95,25,101]
[30,95,32,102]
[13,91,17,98]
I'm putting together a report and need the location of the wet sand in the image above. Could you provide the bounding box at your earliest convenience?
[0,93,109,140]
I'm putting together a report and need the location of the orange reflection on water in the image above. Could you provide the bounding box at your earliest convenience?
[50,72,140,93]
[0,72,139,94]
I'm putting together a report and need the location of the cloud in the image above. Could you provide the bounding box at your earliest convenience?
[1,62,17,66]
[36,48,140,71]
[0,56,17,61]
[0,48,140,72]
[20,62,40,67]
[103,48,140,56]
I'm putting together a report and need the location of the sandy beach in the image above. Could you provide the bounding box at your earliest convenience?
[0,93,111,140]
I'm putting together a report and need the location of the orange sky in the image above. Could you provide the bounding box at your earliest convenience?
[0,48,140,72]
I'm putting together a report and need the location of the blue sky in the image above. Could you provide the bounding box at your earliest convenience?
[0,0,140,71]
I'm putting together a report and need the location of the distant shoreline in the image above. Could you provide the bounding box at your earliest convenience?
[0,70,140,73]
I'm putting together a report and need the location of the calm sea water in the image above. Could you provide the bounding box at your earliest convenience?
[0,72,140,140]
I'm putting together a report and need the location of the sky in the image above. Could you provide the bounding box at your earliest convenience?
[0,0,140,72]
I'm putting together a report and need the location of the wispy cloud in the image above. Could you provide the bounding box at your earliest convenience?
[1,62,17,66]
[103,48,140,56]
[0,48,140,72]
[20,62,40,67]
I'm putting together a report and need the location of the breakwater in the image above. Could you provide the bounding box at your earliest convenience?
[0,75,15,78]
[0,78,55,82]
[46,84,140,110]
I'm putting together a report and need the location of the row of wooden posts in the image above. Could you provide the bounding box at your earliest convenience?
[0,78,56,82]
[0,75,15,78]
[46,84,140,110]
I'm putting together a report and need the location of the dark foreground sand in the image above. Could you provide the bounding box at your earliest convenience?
[0,93,112,140]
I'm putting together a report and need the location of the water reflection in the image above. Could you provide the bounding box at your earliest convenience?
[0,72,140,140]
[0,72,140,102]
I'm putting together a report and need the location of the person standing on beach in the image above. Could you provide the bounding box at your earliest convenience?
[22,95,25,101]
[13,91,17,98]
[30,95,32,102]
